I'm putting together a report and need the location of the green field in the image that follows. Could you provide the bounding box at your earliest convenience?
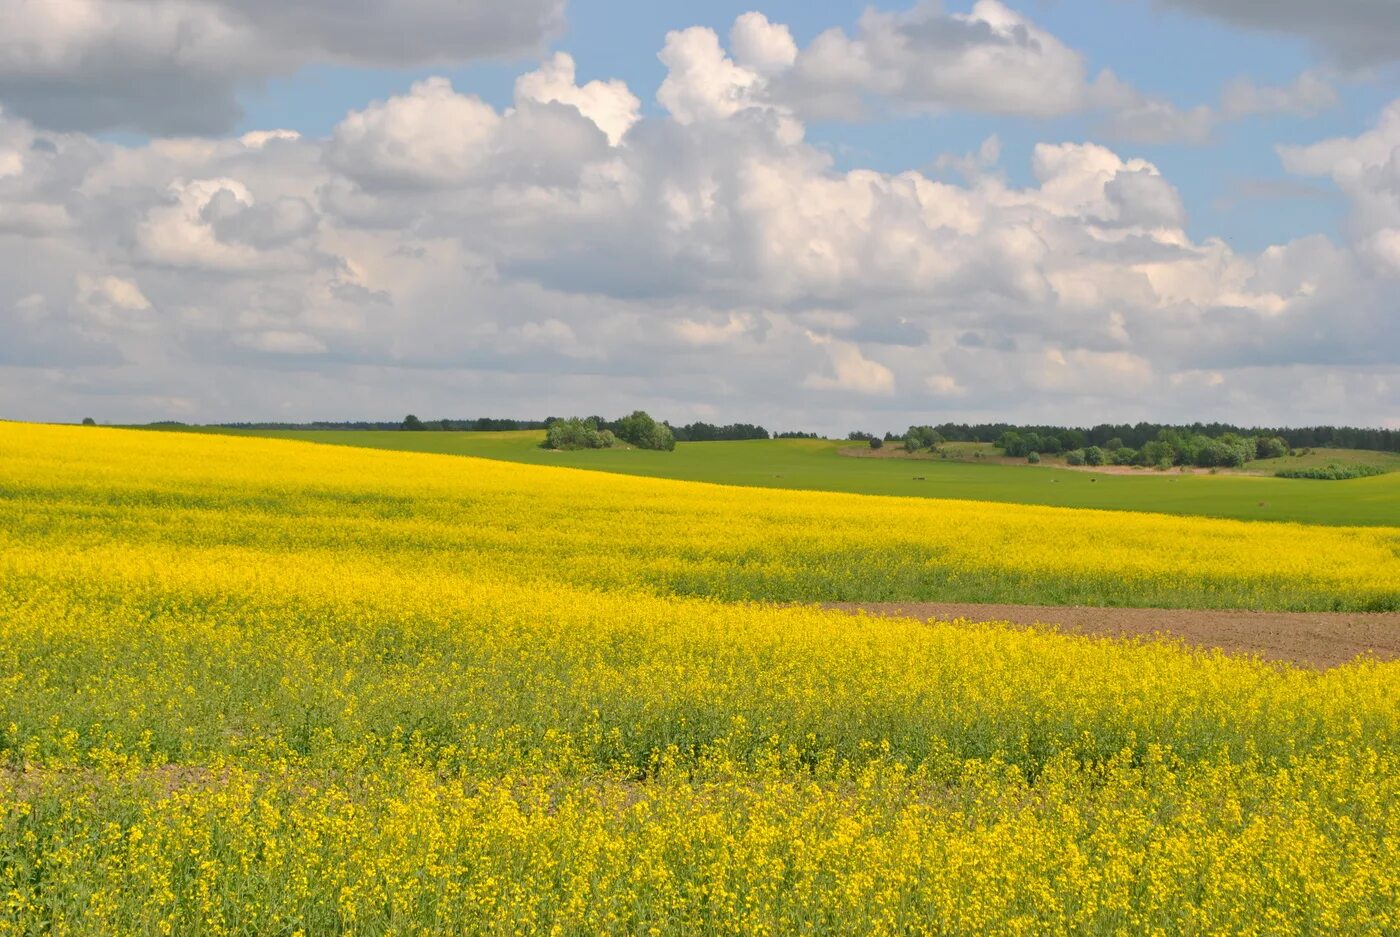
[154,427,1400,527]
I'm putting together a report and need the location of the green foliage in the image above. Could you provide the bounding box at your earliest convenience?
[1083,446,1105,467]
[1065,450,1086,467]
[545,417,616,451]
[1276,464,1388,481]
[1112,447,1138,466]
[1026,451,1041,464]
[869,437,884,450]
[616,411,677,451]
[904,426,943,451]
[1255,436,1288,460]
[402,414,425,431]
[81,417,97,426]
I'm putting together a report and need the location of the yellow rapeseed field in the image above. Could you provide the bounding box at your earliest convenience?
[1,422,1398,934]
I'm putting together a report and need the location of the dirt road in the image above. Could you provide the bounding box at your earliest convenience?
[823,602,1400,669]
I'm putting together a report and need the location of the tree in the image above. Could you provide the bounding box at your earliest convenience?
[1083,446,1105,467]
[869,437,884,450]
[1255,436,1288,460]
[905,425,943,451]
[545,417,615,450]
[81,417,96,426]
[615,410,676,451]
[1065,449,1086,466]
[402,414,425,431]
[1026,451,1040,464]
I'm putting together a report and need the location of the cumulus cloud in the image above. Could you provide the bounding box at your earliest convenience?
[1280,100,1400,274]
[650,5,1336,147]
[785,0,1105,119]
[0,24,1396,428]
[514,53,640,145]
[0,0,567,134]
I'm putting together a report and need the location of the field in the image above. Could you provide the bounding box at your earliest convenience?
[4,422,1400,934]
[157,427,1400,527]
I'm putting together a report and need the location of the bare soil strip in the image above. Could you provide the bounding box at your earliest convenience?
[823,602,1400,669]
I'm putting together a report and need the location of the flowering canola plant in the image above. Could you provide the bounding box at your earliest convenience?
[0,422,1397,934]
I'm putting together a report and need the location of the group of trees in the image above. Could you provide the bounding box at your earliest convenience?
[401,416,549,432]
[543,411,677,451]
[671,422,770,442]
[891,421,1397,454]
[1003,429,1292,469]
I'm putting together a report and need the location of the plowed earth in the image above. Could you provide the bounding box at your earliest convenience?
[824,603,1400,669]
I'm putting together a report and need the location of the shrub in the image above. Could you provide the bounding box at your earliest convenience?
[1112,447,1138,466]
[1138,440,1175,467]
[81,417,96,426]
[869,437,884,450]
[1255,436,1288,460]
[616,411,676,451]
[402,414,425,431]
[1083,446,1105,467]
[1065,449,1086,466]
[905,426,943,451]
[1276,464,1387,480]
[545,417,614,450]
[1026,451,1041,464]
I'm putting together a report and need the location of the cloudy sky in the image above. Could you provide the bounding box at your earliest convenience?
[1,0,1397,431]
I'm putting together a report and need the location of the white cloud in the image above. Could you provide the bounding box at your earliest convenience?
[1280,100,1400,274]
[788,0,1101,119]
[0,35,1397,428]
[0,0,567,134]
[804,334,896,396]
[730,13,798,75]
[514,53,640,145]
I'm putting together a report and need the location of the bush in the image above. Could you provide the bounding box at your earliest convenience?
[1083,446,1105,467]
[402,414,425,431]
[905,426,943,451]
[1112,447,1138,466]
[1026,451,1040,464]
[868,437,884,450]
[1255,436,1288,460]
[1276,464,1387,480]
[616,411,676,451]
[545,417,615,450]
[1138,440,1175,467]
[81,417,96,426]
[1065,449,1086,466]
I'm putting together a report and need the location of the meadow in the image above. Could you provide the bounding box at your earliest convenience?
[164,427,1400,527]
[3,422,1399,934]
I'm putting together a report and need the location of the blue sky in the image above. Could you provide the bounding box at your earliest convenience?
[1,0,1397,428]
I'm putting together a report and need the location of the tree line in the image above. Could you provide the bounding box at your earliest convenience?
[862,422,1399,454]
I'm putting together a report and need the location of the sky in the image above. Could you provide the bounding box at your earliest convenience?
[0,0,1397,432]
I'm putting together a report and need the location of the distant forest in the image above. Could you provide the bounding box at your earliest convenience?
[168,419,1399,452]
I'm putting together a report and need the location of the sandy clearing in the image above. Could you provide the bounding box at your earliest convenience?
[822,602,1400,669]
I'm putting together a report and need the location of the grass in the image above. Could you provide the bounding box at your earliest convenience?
[151,427,1400,527]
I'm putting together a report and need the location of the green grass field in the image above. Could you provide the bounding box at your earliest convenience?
[151,427,1400,527]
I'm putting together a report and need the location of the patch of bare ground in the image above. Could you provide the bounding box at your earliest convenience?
[823,602,1400,669]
